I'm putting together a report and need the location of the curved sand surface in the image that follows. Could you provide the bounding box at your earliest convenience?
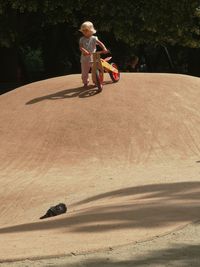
[1,73,200,262]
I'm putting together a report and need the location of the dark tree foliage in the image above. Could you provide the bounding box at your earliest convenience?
[0,0,200,86]
[1,0,200,48]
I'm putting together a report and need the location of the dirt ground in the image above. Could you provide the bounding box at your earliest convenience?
[1,73,200,265]
[2,220,200,267]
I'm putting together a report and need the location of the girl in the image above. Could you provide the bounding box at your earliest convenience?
[79,21,108,87]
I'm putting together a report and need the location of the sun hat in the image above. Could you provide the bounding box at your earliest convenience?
[79,21,96,34]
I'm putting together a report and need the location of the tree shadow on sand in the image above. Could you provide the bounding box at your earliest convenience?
[0,182,200,235]
[57,244,200,267]
[26,81,113,105]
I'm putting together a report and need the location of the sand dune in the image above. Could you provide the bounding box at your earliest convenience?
[1,73,200,261]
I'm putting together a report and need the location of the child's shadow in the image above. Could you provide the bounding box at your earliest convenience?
[26,81,113,105]
[26,85,101,105]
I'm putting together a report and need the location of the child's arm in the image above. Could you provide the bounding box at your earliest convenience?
[80,46,90,56]
[96,39,108,52]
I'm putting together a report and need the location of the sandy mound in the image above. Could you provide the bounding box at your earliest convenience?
[0,73,200,262]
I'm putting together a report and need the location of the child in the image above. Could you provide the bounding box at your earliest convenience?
[79,21,108,87]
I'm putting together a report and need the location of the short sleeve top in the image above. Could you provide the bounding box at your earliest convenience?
[79,36,98,62]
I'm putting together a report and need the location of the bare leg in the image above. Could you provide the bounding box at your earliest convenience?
[81,62,91,86]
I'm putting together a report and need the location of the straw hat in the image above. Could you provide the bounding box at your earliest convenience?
[79,21,96,34]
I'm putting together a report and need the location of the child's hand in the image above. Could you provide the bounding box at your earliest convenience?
[102,49,109,54]
[80,46,91,56]
[83,51,91,56]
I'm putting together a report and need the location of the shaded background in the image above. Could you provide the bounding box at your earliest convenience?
[0,0,200,94]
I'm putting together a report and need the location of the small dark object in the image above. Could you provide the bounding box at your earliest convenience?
[196,161,200,163]
[40,203,67,219]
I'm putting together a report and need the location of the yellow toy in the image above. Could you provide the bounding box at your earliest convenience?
[91,51,120,91]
